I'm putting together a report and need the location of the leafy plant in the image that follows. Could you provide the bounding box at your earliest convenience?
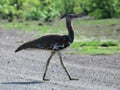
[0,0,120,21]
[0,0,23,22]
[88,0,120,19]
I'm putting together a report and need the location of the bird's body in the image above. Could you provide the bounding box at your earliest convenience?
[15,14,79,81]
[15,35,70,52]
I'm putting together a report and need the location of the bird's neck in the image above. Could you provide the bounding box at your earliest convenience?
[66,19,74,43]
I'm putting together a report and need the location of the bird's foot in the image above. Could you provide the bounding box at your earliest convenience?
[69,78,79,80]
[43,78,49,81]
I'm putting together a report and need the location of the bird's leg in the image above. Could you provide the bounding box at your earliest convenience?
[43,51,56,81]
[57,51,72,80]
[57,51,79,80]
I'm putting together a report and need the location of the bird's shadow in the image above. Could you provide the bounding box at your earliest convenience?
[1,81,43,85]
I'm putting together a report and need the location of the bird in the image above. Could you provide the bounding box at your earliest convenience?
[15,14,79,81]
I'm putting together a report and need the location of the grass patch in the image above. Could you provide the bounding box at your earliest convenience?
[0,20,67,37]
[79,41,119,47]
[75,18,120,25]
[70,41,120,55]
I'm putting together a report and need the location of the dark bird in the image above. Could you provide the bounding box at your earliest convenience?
[15,14,79,81]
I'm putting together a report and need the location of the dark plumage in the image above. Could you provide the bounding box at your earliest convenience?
[15,14,79,81]
[15,35,70,52]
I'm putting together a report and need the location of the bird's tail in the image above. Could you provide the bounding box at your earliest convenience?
[15,45,23,52]
[15,41,33,52]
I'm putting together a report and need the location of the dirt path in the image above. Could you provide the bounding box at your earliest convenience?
[0,29,120,90]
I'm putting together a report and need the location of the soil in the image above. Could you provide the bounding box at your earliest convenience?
[0,29,120,90]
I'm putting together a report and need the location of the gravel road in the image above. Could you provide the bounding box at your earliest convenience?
[0,29,120,90]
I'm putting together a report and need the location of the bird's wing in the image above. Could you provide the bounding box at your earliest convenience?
[15,35,69,52]
[34,35,68,50]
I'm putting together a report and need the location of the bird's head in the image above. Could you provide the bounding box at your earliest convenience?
[61,14,79,21]
[66,14,79,19]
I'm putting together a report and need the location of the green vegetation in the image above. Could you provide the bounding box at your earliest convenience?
[0,0,120,22]
[70,41,120,55]
[88,0,120,19]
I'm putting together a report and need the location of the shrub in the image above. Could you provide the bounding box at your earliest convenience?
[88,0,120,19]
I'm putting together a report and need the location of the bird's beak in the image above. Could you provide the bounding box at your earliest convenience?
[74,14,80,18]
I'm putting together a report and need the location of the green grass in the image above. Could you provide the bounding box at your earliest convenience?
[0,19,120,55]
[75,18,120,25]
[0,20,68,37]
[70,41,120,55]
